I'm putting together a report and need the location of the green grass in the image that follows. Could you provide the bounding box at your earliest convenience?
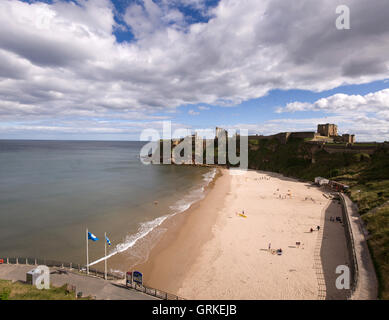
[363,204,389,299]
[0,279,91,300]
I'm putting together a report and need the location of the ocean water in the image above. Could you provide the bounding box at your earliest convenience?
[0,140,214,265]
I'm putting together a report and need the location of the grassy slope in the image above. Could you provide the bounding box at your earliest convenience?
[363,204,389,300]
[0,279,90,300]
[246,138,389,299]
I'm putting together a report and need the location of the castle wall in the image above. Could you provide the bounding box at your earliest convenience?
[289,132,317,140]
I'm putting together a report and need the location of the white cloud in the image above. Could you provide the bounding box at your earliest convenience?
[277,89,389,114]
[0,0,389,138]
[188,109,200,115]
[198,105,210,110]
[265,89,389,141]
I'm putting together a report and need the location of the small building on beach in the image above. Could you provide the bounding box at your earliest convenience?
[315,177,330,186]
[328,180,349,192]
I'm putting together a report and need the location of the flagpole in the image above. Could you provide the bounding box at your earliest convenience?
[104,232,107,280]
[86,228,89,275]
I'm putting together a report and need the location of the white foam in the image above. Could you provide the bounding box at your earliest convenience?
[168,168,216,215]
[88,168,217,267]
[88,215,168,266]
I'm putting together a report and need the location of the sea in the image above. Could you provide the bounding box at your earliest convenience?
[0,140,215,268]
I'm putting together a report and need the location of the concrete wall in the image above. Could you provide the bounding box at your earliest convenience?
[339,193,358,298]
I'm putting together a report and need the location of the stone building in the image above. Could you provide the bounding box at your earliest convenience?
[341,134,356,144]
[317,123,338,137]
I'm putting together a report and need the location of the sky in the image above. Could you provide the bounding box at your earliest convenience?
[0,0,388,141]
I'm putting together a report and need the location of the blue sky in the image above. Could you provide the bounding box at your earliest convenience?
[1,0,389,141]
[174,80,389,131]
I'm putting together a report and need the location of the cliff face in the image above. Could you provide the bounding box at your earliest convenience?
[247,137,313,177]
[247,138,388,182]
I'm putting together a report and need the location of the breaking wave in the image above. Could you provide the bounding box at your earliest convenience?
[88,168,217,267]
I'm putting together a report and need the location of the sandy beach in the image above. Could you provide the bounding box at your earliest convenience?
[130,168,351,299]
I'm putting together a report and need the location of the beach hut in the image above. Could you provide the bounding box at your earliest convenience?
[26,268,41,285]
[315,177,329,186]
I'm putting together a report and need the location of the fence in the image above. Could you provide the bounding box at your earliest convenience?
[121,282,184,300]
[338,193,359,298]
[0,256,124,281]
[0,256,184,300]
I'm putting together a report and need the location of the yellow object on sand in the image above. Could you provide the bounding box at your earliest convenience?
[239,213,247,218]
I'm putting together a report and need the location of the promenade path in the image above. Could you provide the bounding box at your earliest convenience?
[343,194,378,300]
[0,264,157,300]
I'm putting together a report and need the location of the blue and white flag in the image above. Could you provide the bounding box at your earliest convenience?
[88,232,99,242]
[105,235,111,246]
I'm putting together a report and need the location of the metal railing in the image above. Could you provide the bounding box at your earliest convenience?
[119,282,185,300]
[0,257,124,281]
[0,256,184,300]
[338,193,359,298]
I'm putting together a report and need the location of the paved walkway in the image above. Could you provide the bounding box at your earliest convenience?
[342,194,378,300]
[0,264,157,300]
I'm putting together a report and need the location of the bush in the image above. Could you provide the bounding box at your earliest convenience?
[0,288,11,300]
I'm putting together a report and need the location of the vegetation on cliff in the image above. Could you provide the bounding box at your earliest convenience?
[0,279,91,300]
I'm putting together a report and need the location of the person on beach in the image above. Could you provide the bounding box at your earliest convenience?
[317,226,320,231]
[268,243,271,250]
[310,228,313,233]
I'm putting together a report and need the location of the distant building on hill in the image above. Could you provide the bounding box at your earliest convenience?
[341,134,356,144]
[317,123,356,144]
[317,123,338,137]
[169,124,356,151]
[333,134,356,144]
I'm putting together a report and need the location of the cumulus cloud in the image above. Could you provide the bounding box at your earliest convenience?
[0,0,389,138]
[272,89,389,141]
[277,89,389,114]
